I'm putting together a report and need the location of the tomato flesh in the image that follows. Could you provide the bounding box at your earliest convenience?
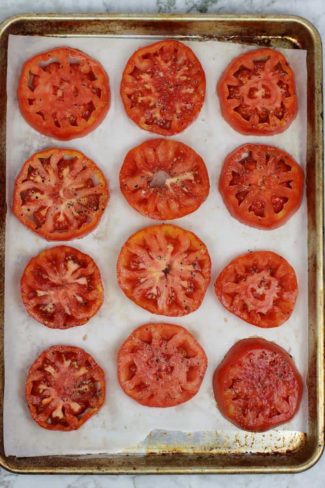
[13,148,109,240]
[117,224,211,316]
[120,139,210,220]
[219,144,304,229]
[21,246,103,329]
[18,47,110,139]
[120,40,206,135]
[215,251,298,328]
[213,338,303,432]
[25,345,105,430]
[118,323,207,407]
[217,48,297,135]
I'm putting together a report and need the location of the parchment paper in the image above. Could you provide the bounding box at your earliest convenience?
[4,35,308,457]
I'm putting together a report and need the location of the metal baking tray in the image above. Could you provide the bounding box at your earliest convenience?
[0,13,323,474]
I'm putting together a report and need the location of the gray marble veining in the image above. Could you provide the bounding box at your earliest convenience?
[0,0,324,486]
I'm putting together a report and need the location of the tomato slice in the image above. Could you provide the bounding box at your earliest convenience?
[118,323,207,407]
[18,47,110,140]
[217,48,297,135]
[13,147,109,241]
[25,345,105,431]
[117,224,211,316]
[215,251,298,328]
[219,144,304,229]
[213,338,303,432]
[21,246,103,329]
[120,139,210,220]
[120,40,206,135]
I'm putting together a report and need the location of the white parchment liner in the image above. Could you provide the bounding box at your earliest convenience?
[4,35,307,456]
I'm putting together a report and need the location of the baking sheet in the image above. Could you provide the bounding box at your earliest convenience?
[4,35,308,457]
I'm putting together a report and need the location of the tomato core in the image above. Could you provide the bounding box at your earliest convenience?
[150,170,170,188]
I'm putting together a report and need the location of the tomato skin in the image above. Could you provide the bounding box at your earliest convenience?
[18,47,110,140]
[215,251,298,328]
[21,246,104,329]
[13,147,109,241]
[213,338,303,432]
[219,144,304,230]
[217,48,297,135]
[25,345,106,431]
[120,138,210,220]
[117,224,211,316]
[120,40,206,136]
[117,323,207,407]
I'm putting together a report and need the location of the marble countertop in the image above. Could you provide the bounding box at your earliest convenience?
[1,0,324,487]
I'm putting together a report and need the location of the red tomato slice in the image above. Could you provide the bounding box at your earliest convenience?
[217,48,297,135]
[13,147,109,241]
[215,251,298,328]
[21,246,104,329]
[117,224,211,316]
[18,47,110,140]
[213,338,303,432]
[219,144,304,229]
[120,40,206,135]
[118,323,207,407]
[120,139,210,220]
[25,345,105,431]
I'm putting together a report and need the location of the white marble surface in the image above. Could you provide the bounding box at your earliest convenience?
[0,0,324,486]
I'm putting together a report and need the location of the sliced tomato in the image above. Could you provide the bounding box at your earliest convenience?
[21,246,103,329]
[219,144,304,229]
[18,47,110,139]
[215,251,298,328]
[120,40,206,135]
[213,338,303,432]
[117,224,211,316]
[118,323,207,407]
[25,345,105,431]
[217,48,297,135]
[120,139,210,220]
[13,147,109,241]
